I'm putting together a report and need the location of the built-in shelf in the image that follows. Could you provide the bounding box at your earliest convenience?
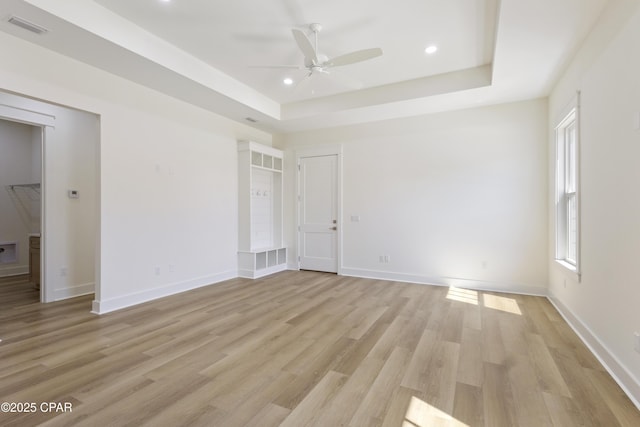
[238,141,286,279]
[238,247,287,279]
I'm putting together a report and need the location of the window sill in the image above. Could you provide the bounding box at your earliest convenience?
[555,259,581,282]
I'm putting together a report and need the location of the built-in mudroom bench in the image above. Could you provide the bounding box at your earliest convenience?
[237,141,287,278]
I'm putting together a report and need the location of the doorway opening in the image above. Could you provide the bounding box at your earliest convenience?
[0,118,42,307]
[0,90,99,312]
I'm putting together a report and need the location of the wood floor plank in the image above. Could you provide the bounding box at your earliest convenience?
[453,382,485,427]
[525,333,572,398]
[549,317,605,371]
[438,305,464,343]
[214,372,297,426]
[483,362,519,427]
[313,356,386,426]
[244,403,291,427]
[273,336,355,409]
[507,354,554,427]
[547,346,621,426]
[41,376,156,427]
[456,326,484,387]
[74,372,211,427]
[401,332,460,414]
[331,317,393,376]
[542,392,590,427]
[1,271,638,426]
[585,368,640,427]
[278,370,348,427]
[380,386,417,427]
[499,313,530,357]
[481,310,507,365]
[367,314,417,361]
[348,346,412,427]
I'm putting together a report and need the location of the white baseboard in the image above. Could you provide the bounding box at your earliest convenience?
[0,265,29,277]
[340,267,548,296]
[55,282,94,300]
[91,270,237,315]
[547,294,640,410]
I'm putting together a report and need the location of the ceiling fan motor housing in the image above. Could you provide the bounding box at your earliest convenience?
[305,53,328,68]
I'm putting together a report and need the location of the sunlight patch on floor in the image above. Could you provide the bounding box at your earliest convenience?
[404,396,469,427]
[482,293,522,315]
[446,286,522,315]
[446,287,478,305]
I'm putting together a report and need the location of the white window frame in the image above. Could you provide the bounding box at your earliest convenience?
[555,105,580,276]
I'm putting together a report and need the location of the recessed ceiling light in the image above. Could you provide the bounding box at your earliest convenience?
[425,45,438,54]
[283,77,294,85]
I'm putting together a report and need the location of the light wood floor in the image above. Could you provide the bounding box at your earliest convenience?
[0,271,638,426]
[0,274,39,308]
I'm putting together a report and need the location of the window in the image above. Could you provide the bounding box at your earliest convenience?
[555,108,579,272]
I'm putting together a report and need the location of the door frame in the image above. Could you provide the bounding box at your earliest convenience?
[0,104,54,302]
[295,144,343,274]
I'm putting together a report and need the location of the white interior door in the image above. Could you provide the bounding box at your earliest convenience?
[299,155,338,273]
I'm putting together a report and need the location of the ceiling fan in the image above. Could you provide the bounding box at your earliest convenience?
[253,23,383,86]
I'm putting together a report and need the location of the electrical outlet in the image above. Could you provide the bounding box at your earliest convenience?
[168,264,174,273]
[154,266,161,276]
[634,332,640,354]
[379,255,385,263]
[60,266,67,277]
[384,255,390,263]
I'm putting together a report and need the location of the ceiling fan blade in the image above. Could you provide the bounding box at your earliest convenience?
[325,48,383,67]
[291,28,318,64]
[248,65,302,69]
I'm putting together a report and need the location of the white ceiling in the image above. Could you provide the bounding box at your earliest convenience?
[92,0,498,103]
[0,0,609,133]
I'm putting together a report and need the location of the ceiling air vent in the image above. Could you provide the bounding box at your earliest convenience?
[245,117,258,123]
[7,15,48,35]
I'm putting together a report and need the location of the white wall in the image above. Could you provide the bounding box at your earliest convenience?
[282,99,549,294]
[0,119,35,276]
[547,0,640,406]
[0,30,271,312]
